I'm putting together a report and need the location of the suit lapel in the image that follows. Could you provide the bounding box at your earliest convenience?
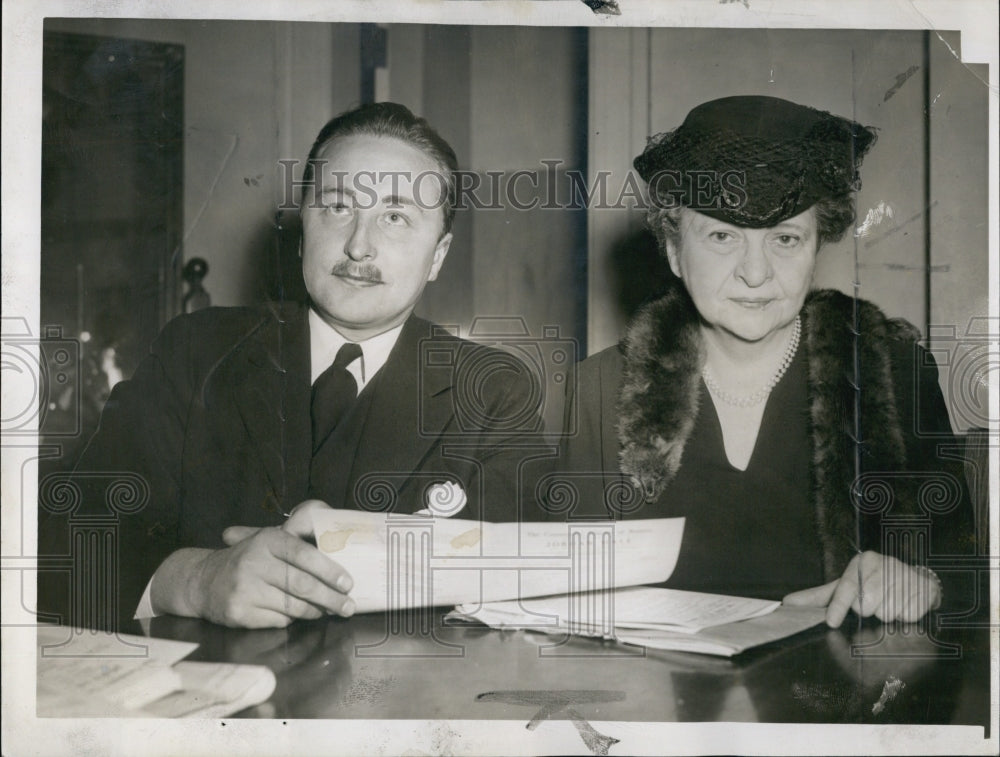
[229,303,312,510]
[349,316,455,507]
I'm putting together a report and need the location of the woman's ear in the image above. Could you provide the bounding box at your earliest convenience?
[664,240,682,279]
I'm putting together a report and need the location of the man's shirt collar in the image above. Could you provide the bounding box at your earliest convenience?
[308,308,405,389]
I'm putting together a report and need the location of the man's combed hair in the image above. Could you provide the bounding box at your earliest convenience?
[304,102,459,235]
[647,193,857,253]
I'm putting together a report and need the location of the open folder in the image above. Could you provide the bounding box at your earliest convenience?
[447,588,828,657]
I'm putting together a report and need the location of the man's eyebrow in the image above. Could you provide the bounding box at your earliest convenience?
[384,194,421,209]
[317,187,426,211]
[319,186,352,197]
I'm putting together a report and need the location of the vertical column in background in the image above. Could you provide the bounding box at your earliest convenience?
[587,27,651,355]
[419,25,474,331]
[927,31,991,436]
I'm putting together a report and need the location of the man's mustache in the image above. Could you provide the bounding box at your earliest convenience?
[331,261,383,284]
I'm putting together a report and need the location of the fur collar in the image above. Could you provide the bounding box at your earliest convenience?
[617,280,917,578]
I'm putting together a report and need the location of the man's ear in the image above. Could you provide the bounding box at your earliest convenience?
[426,232,452,282]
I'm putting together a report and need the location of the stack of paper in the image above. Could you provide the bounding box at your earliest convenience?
[448,587,827,657]
[311,509,685,613]
[37,626,276,717]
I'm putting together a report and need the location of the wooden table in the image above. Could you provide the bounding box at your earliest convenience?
[140,610,991,727]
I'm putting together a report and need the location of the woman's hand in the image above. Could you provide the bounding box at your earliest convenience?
[782,550,941,627]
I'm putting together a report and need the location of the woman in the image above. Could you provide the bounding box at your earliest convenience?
[558,96,971,627]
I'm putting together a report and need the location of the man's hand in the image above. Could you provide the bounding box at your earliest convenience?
[193,526,355,628]
[221,498,329,547]
[782,551,941,628]
[150,500,355,628]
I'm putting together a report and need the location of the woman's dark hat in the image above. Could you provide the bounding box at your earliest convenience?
[633,96,877,227]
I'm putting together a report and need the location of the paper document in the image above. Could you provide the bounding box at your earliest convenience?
[456,586,779,634]
[37,626,276,717]
[617,606,828,656]
[311,509,684,613]
[448,588,826,657]
[142,661,280,718]
[37,623,196,663]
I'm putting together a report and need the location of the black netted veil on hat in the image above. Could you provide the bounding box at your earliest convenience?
[633,96,877,227]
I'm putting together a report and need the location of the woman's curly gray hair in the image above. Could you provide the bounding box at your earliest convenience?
[646,193,857,253]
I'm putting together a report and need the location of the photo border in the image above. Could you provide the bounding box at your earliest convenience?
[3,1,996,755]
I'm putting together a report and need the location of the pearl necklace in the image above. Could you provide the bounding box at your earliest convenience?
[701,316,801,408]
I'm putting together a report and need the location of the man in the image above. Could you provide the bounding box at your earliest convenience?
[59,102,541,629]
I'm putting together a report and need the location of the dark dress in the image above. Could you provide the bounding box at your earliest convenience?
[656,349,825,599]
[551,344,826,600]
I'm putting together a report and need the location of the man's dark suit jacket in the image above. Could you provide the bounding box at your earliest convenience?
[53,302,544,627]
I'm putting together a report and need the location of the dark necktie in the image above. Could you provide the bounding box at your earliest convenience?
[311,342,363,452]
